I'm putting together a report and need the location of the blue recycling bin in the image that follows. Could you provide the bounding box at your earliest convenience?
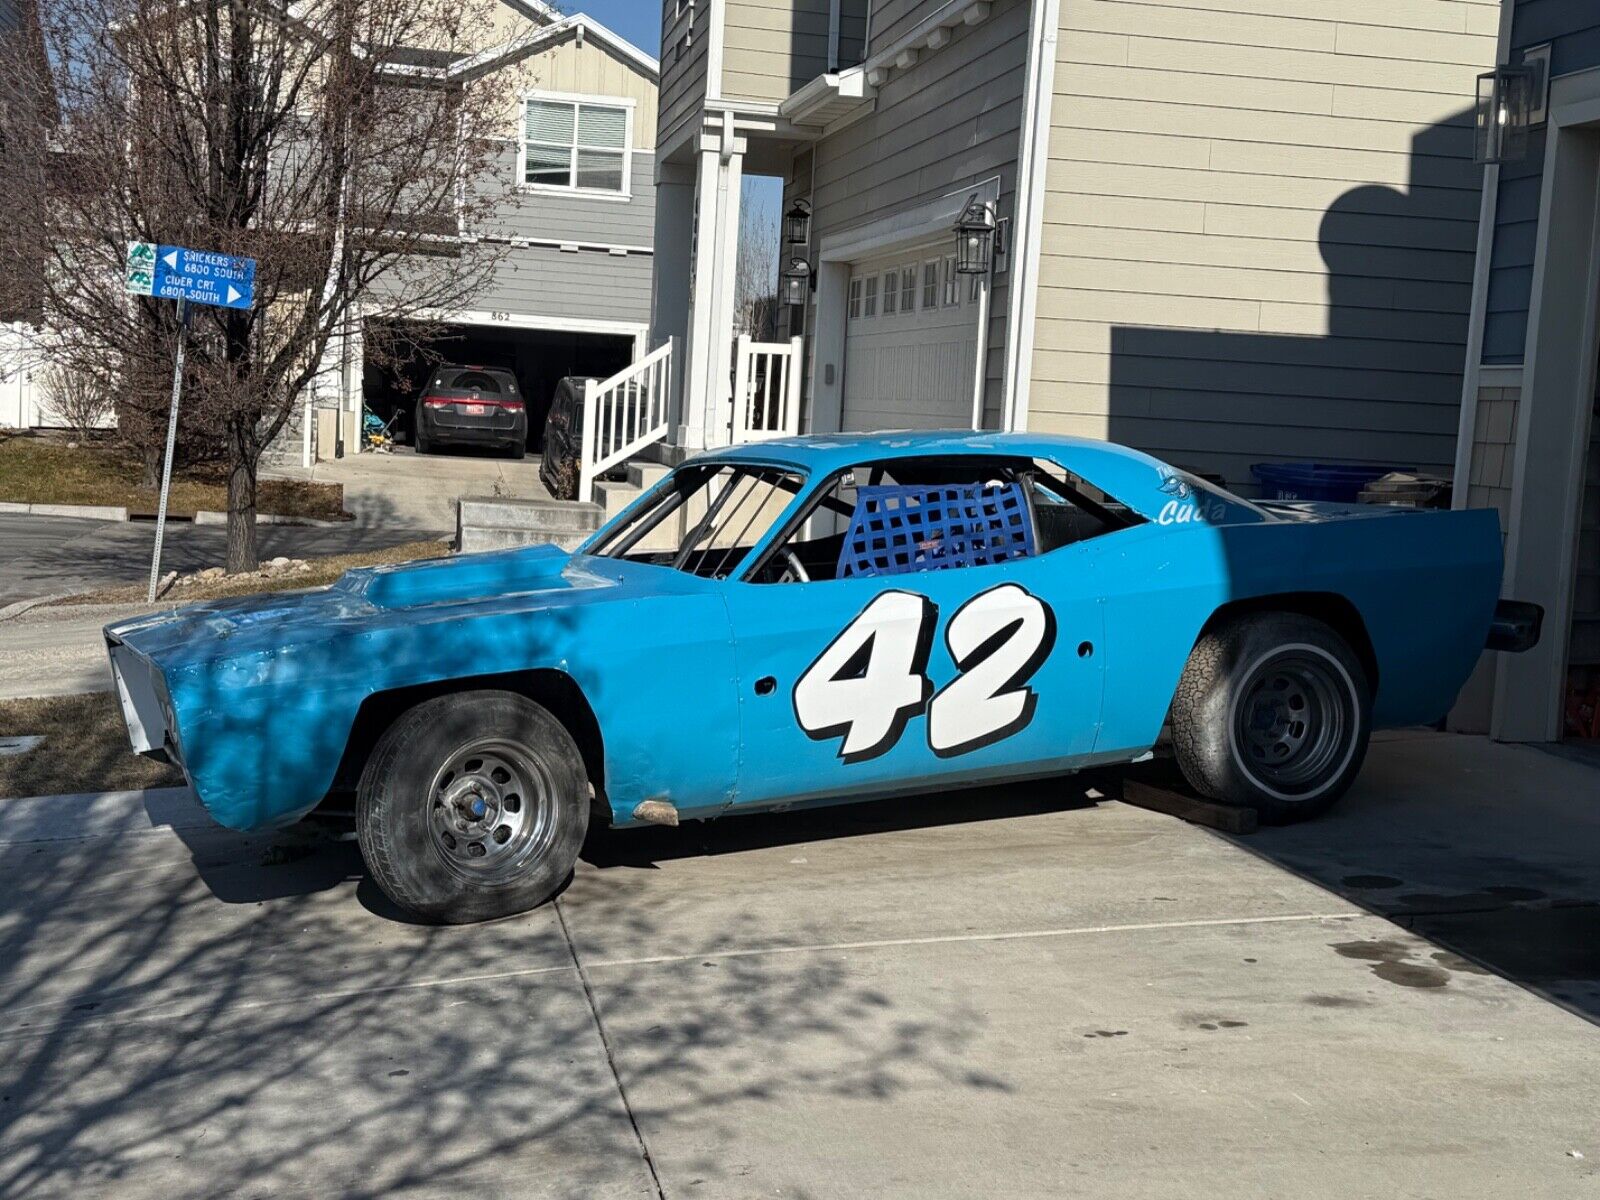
[1249,462,1411,503]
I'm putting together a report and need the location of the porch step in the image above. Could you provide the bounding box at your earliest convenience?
[456,495,604,554]
[627,461,670,490]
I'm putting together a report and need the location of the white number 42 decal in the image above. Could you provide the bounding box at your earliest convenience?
[792,584,1058,762]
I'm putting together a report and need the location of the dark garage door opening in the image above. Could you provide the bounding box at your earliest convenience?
[365,320,635,451]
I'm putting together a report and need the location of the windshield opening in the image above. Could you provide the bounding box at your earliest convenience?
[587,463,806,579]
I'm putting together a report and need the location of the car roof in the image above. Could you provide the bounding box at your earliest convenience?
[689,430,1266,526]
[697,429,1160,475]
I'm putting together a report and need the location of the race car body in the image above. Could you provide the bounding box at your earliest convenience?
[106,432,1537,922]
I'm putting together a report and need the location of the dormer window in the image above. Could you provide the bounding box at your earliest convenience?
[521,94,633,196]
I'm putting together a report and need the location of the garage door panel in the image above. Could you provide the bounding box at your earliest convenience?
[843,252,981,433]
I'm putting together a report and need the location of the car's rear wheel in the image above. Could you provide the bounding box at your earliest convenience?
[356,690,589,923]
[508,438,526,460]
[415,415,432,454]
[1170,613,1370,824]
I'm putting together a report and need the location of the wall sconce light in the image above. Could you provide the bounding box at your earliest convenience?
[1476,45,1550,166]
[781,256,813,307]
[954,195,996,275]
[783,199,812,247]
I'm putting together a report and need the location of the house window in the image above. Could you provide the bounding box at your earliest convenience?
[900,268,917,313]
[922,260,939,309]
[863,275,878,317]
[942,255,959,306]
[523,96,631,194]
[882,271,897,314]
[848,277,862,319]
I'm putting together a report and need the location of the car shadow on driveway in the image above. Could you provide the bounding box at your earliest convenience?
[1203,732,1600,1026]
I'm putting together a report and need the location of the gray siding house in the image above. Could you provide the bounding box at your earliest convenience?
[1454,0,1600,743]
[290,2,660,464]
[644,0,1496,493]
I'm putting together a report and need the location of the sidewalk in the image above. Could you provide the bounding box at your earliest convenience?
[0,602,165,699]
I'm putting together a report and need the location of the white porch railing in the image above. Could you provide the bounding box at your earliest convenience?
[579,339,674,503]
[732,334,802,442]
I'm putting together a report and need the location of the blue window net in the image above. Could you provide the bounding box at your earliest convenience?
[837,481,1036,579]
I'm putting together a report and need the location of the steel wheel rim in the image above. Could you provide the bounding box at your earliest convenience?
[1231,651,1350,798]
[427,737,556,884]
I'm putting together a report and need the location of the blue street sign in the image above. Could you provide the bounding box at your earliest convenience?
[125,241,256,310]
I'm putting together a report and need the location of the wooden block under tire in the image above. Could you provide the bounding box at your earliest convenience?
[1120,777,1260,835]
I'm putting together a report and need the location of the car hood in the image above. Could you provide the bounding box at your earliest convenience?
[103,544,684,669]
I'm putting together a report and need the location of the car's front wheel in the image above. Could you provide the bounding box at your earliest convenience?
[356,690,589,923]
[1170,613,1371,824]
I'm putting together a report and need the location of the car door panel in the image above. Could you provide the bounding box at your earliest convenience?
[720,546,1106,809]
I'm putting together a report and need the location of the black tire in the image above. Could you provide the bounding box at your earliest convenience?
[508,439,526,461]
[356,690,589,923]
[415,414,432,455]
[1170,613,1371,824]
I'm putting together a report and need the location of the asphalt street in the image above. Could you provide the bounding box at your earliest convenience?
[0,512,446,606]
[0,731,1596,1198]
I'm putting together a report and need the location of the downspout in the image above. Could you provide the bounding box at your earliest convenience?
[1000,0,1060,431]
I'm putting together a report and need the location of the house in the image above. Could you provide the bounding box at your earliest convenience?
[1453,0,1600,744]
[284,1,660,465]
[623,0,1498,500]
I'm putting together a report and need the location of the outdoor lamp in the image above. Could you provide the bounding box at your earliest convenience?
[781,256,813,307]
[784,199,812,247]
[1475,64,1535,164]
[955,196,996,275]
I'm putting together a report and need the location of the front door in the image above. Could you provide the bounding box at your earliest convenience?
[721,539,1107,810]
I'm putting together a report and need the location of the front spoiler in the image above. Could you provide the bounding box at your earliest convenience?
[1487,600,1543,654]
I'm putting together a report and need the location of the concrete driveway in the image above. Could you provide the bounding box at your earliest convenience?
[3,729,1600,1196]
[265,446,551,532]
[0,731,1596,1199]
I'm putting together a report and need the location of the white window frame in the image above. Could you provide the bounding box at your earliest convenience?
[922,259,939,309]
[848,277,863,319]
[942,255,960,307]
[517,90,636,202]
[900,267,917,313]
[881,270,898,314]
[863,274,878,318]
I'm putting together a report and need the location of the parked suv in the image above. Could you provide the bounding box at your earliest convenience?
[415,364,528,458]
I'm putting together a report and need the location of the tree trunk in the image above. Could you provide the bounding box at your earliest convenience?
[225,421,258,573]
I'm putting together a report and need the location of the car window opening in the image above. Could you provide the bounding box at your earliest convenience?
[744,456,1145,584]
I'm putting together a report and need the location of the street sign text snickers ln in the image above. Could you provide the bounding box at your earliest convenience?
[125,241,256,310]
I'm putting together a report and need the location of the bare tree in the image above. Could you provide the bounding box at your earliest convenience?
[734,197,780,341]
[40,363,116,440]
[0,0,521,570]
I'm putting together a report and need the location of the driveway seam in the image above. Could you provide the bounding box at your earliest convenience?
[556,896,669,1200]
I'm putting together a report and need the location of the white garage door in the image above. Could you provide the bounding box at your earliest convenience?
[841,249,982,433]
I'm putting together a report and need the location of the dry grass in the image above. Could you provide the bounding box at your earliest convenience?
[52,538,452,606]
[0,693,183,798]
[0,435,346,519]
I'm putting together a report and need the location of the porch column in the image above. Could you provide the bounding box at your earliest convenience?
[680,114,745,451]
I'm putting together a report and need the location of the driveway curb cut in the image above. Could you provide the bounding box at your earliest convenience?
[0,594,71,623]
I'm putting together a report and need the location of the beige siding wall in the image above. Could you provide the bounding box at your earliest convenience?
[1029,0,1498,491]
[723,0,832,101]
[660,0,708,149]
[490,34,657,147]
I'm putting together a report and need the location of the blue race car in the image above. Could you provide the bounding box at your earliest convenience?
[105,433,1540,923]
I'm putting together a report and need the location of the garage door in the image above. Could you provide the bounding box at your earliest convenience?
[841,249,982,432]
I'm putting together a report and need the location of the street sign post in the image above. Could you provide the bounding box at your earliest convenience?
[126,241,258,601]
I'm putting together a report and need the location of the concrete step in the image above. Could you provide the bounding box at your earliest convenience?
[595,480,643,522]
[627,461,671,490]
[456,495,604,555]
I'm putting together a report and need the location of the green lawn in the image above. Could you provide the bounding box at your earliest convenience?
[0,435,346,519]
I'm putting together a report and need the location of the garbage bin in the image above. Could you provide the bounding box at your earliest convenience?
[1249,462,1410,503]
